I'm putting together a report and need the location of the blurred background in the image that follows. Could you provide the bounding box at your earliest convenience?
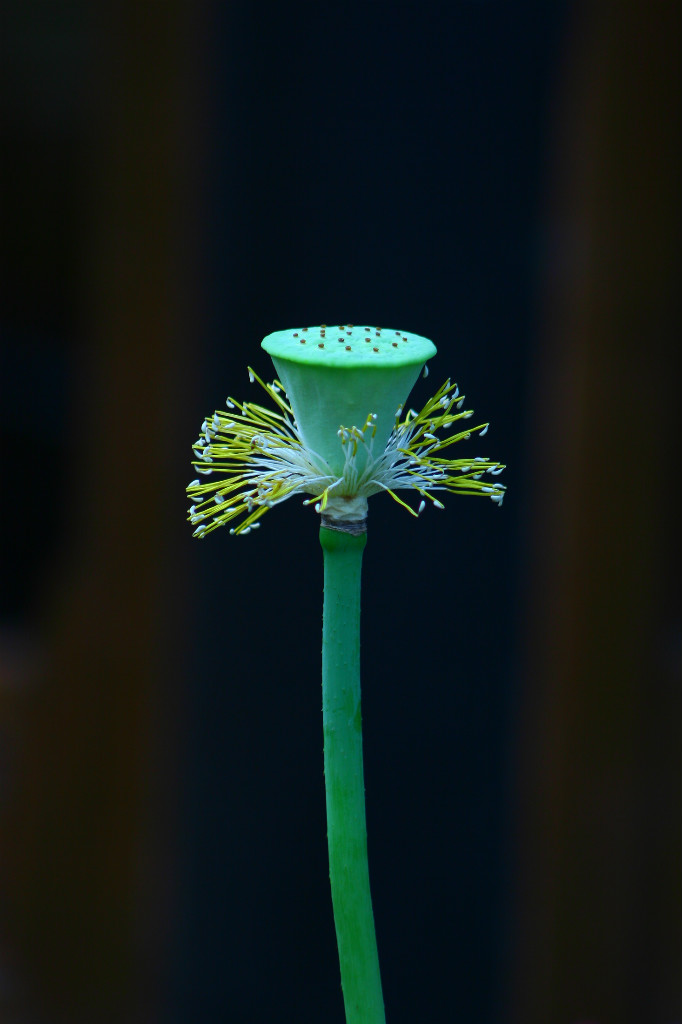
[1,1,680,1022]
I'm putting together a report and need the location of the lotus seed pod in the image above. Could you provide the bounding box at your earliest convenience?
[261,324,437,475]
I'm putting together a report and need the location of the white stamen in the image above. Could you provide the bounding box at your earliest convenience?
[248,370,255,383]
[422,363,429,378]
[479,424,489,436]
[190,372,505,538]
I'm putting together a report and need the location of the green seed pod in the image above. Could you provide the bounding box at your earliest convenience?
[261,324,436,475]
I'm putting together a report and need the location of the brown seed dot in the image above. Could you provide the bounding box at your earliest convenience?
[395,331,401,335]
[345,345,351,351]
[293,332,298,337]
[402,336,408,342]
[373,347,379,352]
[392,342,398,347]
[320,324,327,328]
[365,337,371,342]
[300,339,306,344]
[346,331,352,335]
[375,330,380,336]
[318,343,324,348]
[347,323,354,328]
[302,327,308,332]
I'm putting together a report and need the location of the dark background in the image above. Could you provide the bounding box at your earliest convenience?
[1,2,680,1023]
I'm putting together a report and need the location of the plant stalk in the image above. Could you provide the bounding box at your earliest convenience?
[320,525,385,1024]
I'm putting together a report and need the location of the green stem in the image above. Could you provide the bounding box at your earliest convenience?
[320,526,385,1024]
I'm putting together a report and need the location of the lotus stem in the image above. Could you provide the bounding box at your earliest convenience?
[320,524,385,1024]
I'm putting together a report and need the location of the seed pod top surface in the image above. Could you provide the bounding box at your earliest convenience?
[261,324,436,368]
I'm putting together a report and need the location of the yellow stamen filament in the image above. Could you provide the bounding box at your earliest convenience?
[187,373,506,537]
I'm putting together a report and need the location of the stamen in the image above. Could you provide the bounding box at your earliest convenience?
[188,371,505,536]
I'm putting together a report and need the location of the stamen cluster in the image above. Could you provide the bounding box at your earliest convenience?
[187,370,506,537]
